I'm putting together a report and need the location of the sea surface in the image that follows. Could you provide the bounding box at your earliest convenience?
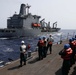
[0,29,76,67]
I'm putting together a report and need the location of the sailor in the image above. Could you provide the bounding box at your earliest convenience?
[37,38,44,60]
[47,35,54,54]
[43,37,47,57]
[59,44,73,75]
[69,38,75,66]
[75,35,76,38]
[27,44,31,57]
[20,40,27,67]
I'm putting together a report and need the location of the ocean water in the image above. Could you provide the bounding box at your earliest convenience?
[0,29,76,67]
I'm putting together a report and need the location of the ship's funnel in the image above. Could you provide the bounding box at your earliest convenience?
[19,4,26,15]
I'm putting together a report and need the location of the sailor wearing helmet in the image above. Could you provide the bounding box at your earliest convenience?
[20,40,27,67]
[59,44,73,75]
[47,35,54,54]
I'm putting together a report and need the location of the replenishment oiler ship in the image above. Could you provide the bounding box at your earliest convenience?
[0,4,60,38]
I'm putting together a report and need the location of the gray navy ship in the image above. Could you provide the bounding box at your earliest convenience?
[0,4,60,38]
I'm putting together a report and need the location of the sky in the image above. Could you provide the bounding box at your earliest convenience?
[0,0,76,29]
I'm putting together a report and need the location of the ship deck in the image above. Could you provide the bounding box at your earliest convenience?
[0,40,76,75]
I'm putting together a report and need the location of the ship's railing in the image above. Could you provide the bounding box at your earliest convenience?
[53,32,75,45]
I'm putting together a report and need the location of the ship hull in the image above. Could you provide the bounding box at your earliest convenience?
[0,28,60,38]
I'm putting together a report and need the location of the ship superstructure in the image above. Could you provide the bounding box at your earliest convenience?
[7,4,41,29]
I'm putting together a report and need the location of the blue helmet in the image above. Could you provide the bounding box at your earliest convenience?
[74,38,76,40]
[69,38,73,42]
[64,44,70,49]
[43,37,46,39]
[39,37,41,40]
[72,38,75,41]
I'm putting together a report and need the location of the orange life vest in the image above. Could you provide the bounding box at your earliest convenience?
[48,41,52,45]
[61,48,73,60]
[71,41,76,50]
[73,40,76,47]
[39,40,44,47]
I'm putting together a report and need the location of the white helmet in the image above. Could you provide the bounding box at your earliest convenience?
[21,40,25,44]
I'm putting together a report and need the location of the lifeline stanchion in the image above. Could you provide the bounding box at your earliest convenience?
[72,32,75,38]
[60,34,62,44]
[67,33,69,39]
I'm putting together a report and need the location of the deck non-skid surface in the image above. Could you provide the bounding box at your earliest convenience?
[0,40,76,75]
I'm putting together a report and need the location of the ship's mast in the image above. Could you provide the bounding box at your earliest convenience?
[26,4,31,15]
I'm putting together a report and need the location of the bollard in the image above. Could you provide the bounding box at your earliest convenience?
[28,51,31,57]
[67,33,69,39]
